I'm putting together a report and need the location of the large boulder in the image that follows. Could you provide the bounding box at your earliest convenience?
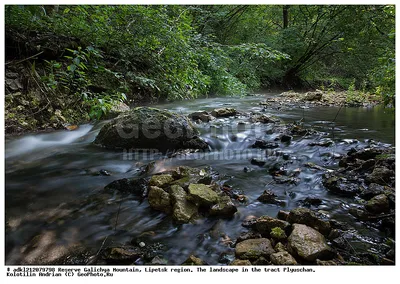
[94,107,209,152]
[235,238,275,260]
[288,224,335,262]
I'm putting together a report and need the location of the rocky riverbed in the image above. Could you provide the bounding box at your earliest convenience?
[5,97,395,265]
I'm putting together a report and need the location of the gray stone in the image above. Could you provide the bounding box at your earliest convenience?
[270,251,298,265]
[288,224,335,262]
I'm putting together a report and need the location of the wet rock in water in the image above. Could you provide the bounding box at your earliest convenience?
[104,177,148,197]
[322,173,361,196]
[257,189,282,205]
[209,196,237,218]
[242,215,258,228]
[235,238,275,260]
[365,194,390,214]
[366,167,394,186]
[255,216,291,236]
[250,114,278,124]
[250,158,266,167]
[270,227,287,241]
[149,174,174,188]
[148,186,172,214]
[211,107,237,118]
[251,139,279,149]
[270,251,298,265]
[182,255,207,265]
[188,111,212,122]
[187,183,219,207]
[229,259,252,265]
[359,183,386,200]
[348,148,382,160]
[287,208,331,236]
[103,247,143,264]
[277,210,290,221]
[236,231,262,243]
[170,185,198,223]
[94,107,208,152]
[348,208,370,221]
[280,134,292,143]
[288,224,335,262]
[309,138,334,147]
[298,197,323,207]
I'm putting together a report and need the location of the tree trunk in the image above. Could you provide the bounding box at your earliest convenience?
[283,5,289,29]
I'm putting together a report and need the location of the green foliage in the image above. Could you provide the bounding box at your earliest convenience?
[41,46,126,119]
[5,4,395,108]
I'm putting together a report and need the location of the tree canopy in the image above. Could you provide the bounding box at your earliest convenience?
[5,5,395,114]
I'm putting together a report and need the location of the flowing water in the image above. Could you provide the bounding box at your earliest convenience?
[5,94,395,264]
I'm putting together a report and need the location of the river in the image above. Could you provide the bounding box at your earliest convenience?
[5,93,395,264]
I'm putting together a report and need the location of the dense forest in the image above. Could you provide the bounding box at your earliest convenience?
[5,5,395,133]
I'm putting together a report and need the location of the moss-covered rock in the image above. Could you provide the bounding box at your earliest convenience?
[365,194,390,214]
[170,185,198,223]
[270,227,287,241]
[235,238,275,260]
[149,174,174,188]
[209,196,237,218]
[94,107,209,152]
[148,186,172,214]
[255,216,291,236]
[211,107,237,117]
[187,183,219,207]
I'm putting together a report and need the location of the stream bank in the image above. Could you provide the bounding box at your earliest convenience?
[5,95,395,265]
